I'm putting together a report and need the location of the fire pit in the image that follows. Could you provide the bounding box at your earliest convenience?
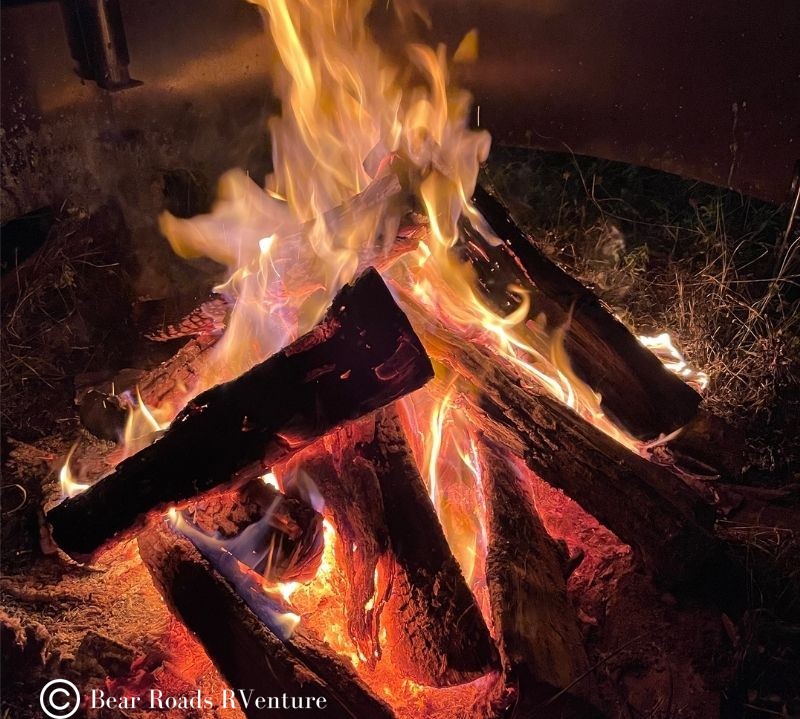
[2,1,798,718]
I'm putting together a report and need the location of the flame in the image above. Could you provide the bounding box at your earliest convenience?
[59,444,90,499]
[168,506,303,640]
[261,471,281,490]
[141,0,711,708]
[397,384,489,617]
[638,332,709,392]
[120,388,171,459]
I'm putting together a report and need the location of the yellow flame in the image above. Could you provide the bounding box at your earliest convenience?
[59,444,90,499]
[638,332,710,392]
[121,388,171,459]
[146,0,711,696]
[261,471,280,490]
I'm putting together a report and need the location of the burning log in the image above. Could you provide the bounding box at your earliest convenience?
[280,406,497,687]
[367,407,497,685]
[138,517,396,719]
[135,222,426,344]
[190,480,325,585]
[402,299,721,590]
[464,184,702,441]
[480,442,599,713]
[280,426,390,669]
[47,268,434,558]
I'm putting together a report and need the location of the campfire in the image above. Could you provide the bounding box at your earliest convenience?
[4,0,797,718]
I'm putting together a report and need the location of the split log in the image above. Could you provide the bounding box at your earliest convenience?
[280,406,497,686]
[47,268,434,558]
[138,334,219,411]
[400,297,722,590]
[138,518,396,719]
[480,442,599,714]
[367,407,497,686]
[280,425,390,668]
[463,184,701,440]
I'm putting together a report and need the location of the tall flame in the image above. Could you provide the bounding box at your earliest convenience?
[110,0,712,708]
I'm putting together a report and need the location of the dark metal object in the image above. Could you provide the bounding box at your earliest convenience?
[61,0,140,90]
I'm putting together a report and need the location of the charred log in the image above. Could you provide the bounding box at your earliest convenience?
[47,268,434,558]
[280,424,390,669]
[280,406,497,687]
[138,518,396,719]
[367,407,497,685]
[480,442,598,711]
[401,299,722,591]
[464,183,701,441]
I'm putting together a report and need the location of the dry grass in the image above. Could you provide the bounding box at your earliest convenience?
[483,147,799,486]
[1,204,135,441]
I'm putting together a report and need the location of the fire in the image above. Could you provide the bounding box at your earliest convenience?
[638,331,710,392]
[120,388,171,459]
[398,385,488,608]
[57,389,172,500]
[59,444,90,499]
[134,0,713,710]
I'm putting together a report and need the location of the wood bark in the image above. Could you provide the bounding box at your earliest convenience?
[280,406,497,686]
[138,518,396,719]
[367,407,497,686]
[480,442,599,712]
[464,184,701,441]
[47,268,434,558]
[400,298,722,590]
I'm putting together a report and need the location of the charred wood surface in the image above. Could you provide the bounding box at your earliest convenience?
[48,269,434,557]
[190,480,324,584]
[402,300,721,590]
[134,293,229,342]
[138,519,396,719]
[466,184,701,440]
[281,406,497,687]
[281,425,390,666]
[365,407,497,685]
[480,442,597,708]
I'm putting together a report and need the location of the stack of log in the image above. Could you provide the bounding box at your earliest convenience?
[44,185,743,718]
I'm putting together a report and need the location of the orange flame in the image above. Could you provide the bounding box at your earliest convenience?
[145,0,711,707]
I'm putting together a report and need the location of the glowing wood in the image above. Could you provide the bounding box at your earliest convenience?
[282,406,497,686]
[481,442,600,715]
[138,517,396,719]
[402,298,722,591]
